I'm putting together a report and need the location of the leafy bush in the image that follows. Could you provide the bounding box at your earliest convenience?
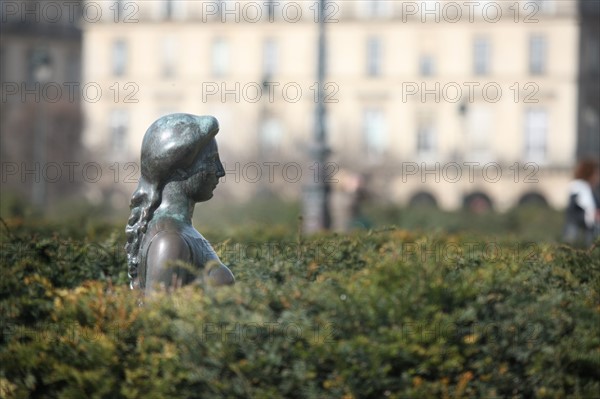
[1,222,598,398]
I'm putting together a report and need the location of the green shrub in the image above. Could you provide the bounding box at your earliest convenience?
[1,224,598,398]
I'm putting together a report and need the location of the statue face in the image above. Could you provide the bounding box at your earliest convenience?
[184,138,225,202]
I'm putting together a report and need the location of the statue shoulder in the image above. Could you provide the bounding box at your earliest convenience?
[143,219,193,266]
[148,230,192,259]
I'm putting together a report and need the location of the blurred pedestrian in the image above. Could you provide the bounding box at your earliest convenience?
[348,173,372,230]
[562,159,600,246]
[331,170,371,231]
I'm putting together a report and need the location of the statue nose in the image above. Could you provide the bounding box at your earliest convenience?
[216,161,225,178]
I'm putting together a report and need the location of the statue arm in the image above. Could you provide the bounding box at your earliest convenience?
[145,231,193,290]
[197,235,235,286]
[205,260,235,286]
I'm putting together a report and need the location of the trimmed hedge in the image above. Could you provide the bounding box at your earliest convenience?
[1,223,599,398]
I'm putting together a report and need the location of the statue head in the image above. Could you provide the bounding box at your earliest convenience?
[125,113,224,288]
[139,113,220,189]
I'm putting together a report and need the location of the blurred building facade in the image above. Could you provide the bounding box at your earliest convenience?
[80,0,583,212]
[0,0,83,213]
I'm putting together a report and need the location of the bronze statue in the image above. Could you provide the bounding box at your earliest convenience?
[125,113,234,292]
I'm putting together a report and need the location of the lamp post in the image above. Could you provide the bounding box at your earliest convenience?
[302,0,331,233]
[31,47,52,214]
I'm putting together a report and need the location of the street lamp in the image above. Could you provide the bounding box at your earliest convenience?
[302,0,331,233]
[31,47,52,214]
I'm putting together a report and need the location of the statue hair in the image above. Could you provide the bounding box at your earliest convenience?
[125,181,162,289]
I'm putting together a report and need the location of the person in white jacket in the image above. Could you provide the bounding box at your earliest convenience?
[562,159,600,246]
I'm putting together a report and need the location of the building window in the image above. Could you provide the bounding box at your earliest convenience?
[110,0,124,22]
[263,38,278,79]
[529,34,546,75]
[367,37,382,77]
[27,47,53,83]
[420,0,440,19]
[416,124,436,159]
[467,107,492,162]
[531,0,556,14]
[112,39,127,76]
[473,37,490,76]
[360,0,392,18]
[265,0,277,20]
[219,0,229,16]
[110,109,129,152]
[161,0,173,19]
[524,108,548,162]
[363,108,386,159]
[419,54,435,76]
[212,38,229,77]
[260,117,282,152]
[156,0,185,20]
[161,36,177,77]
